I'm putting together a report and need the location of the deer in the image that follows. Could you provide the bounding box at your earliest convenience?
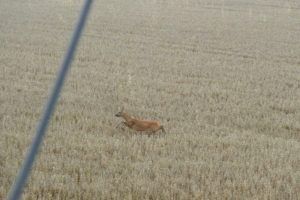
[115,108,166,134]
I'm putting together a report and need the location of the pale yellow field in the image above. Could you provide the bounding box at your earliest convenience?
[0,0,300,199]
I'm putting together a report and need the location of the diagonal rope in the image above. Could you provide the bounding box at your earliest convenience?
[7,0,93,199]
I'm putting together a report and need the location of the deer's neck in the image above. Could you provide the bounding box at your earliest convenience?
[122,113,133,122]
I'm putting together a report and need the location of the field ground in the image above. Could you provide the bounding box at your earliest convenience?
[0,0,300,199]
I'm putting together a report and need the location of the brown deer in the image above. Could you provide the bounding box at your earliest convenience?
[115,108,166,134]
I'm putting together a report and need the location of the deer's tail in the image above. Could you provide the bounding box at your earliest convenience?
[160,125,166,134]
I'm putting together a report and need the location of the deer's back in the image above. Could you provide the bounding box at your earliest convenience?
[131,119,161,131]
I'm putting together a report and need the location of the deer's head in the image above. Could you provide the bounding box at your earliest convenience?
[115,107,124,117]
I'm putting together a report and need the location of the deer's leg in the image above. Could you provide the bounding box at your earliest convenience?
[116,122,123,129]
[160,126,166,134]
[116,121,129,130]
[122,121,128,127]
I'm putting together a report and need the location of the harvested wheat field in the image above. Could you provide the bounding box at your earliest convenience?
[1,0,300,199]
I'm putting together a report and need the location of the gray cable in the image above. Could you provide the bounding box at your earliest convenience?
[7,0,93,199]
